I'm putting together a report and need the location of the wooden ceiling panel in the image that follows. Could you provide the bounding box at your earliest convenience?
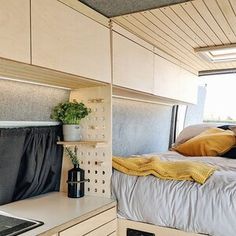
[112,0,236,74]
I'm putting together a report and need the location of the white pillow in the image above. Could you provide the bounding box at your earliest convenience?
[174,123,216,146]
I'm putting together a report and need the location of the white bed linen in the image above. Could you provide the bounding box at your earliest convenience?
[112,151,236,236]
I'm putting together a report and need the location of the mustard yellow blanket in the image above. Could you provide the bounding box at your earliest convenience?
[112,156,216,184]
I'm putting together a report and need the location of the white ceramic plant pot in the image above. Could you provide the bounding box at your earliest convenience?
[63,125,81,141]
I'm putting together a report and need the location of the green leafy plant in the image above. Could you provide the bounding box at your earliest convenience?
[50,100,91,124]
[65,147,79,166]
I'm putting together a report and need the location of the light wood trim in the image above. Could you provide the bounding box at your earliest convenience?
[112,86,193,106]
[60,207,116,236]
[118,219,205,236]
[0,58,106,89]
[85,219,117,236]
[194,43,236,52]
[57,141,107,148]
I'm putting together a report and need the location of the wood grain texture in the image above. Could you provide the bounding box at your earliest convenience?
[113,32,154,94]
[31,0,111,83]
[0,0,30,63]
[112,0,236,74]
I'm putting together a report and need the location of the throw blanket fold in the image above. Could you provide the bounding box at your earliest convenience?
[112,156,216,184]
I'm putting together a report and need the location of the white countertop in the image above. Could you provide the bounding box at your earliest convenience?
[0,192,116,236]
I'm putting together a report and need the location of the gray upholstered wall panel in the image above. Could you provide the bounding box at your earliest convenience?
[112,98,172,156]
[0,80,70,121]
[184,85,207,127]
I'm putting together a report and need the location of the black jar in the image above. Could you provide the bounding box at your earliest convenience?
[67,164,85,198]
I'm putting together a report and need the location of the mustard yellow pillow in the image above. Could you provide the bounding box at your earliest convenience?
[173,128,236,156]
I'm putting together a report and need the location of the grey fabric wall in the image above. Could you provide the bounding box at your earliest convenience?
[0,79,70,121]
[184,85,207,127]
[112,98,172,156]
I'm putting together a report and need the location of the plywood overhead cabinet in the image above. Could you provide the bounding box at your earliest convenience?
[31,0,111,83]
[154,54,198,104]
[0,0,30,63]
[113,32,154,94]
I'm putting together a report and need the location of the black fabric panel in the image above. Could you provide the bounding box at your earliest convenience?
[218,125,231,130]
[0,126,63,205]
[0,129,27,205]
[217,125,236,159]
[222,147,236,159]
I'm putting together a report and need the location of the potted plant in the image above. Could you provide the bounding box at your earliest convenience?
[51,100,91,141]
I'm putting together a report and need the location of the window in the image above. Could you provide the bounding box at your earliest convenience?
[202,73,236,124]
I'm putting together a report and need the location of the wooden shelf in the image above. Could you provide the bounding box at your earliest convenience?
[57,140,107,148]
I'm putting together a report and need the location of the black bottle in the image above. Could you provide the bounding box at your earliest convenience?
[67,164,85,198]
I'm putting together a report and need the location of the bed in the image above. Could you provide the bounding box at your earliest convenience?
[112,149,236,235]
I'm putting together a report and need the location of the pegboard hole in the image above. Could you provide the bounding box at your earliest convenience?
[88,188,90,192]
[95,161,98,165]
[88,179,90,182]
[95,170,98,174]
[102,190,105,193]
[95,188,97,192]
[88,161,90,165]
[102,180,105,184]
[102,171,105,175]
[95,152,98,156]
[88,170,90,173]
[95,179,98,183]
[103,152,105,157]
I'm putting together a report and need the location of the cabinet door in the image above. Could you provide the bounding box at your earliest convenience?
[154,55,197,103]
[59,207,116,236]
[113,32,154,94]
[31,0,111,83]
[0,0,30,63]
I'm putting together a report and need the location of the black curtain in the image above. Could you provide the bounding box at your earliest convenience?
[0,126,63,205]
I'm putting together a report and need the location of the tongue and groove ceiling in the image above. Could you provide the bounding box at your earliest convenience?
[79,0,236,74]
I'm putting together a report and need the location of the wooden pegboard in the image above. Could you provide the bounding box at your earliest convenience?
[60,85,112,198]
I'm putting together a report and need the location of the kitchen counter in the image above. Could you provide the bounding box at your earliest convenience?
[0,192,116,236]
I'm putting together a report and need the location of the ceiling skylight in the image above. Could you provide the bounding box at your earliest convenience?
[195,44,236,63]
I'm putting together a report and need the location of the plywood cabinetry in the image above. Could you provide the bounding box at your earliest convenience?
[0,0,30,63]
[154,54,198,104]
[31,0,111,83]
[59,207,117,236]
[113,32,154,94]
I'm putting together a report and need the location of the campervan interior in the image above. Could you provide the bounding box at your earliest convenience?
[0,0,236,235]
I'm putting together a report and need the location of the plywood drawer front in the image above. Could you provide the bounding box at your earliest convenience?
[60,207,116,236]
[85,219,117,236]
